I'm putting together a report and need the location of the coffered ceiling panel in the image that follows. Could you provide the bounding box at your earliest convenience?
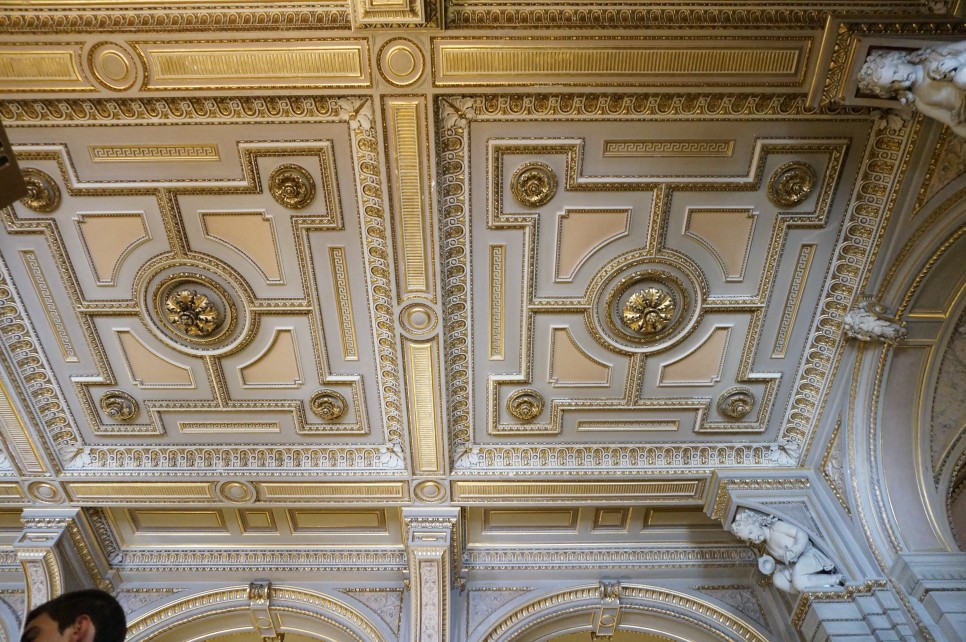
[444,96,880,473]
[0,6,963,638]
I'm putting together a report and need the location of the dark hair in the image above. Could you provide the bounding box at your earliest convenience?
[24,589,126,642]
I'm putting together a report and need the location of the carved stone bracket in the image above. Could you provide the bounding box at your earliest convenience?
[843,298,906,344]
[594,580,621,637]
[249,579,282,640]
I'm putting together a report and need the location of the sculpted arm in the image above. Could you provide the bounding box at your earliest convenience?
[770,520,811,563]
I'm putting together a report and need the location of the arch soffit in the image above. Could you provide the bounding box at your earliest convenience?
[125,585,390,642]
[854,177,966,558]
[475,584,769,642]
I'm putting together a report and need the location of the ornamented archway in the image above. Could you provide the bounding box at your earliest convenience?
[475,583,769,642]
[126,584,391,642]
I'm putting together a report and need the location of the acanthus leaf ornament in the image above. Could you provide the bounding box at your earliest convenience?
[510,162,557,208]
[269,164,316,209]
[311,390,348,421]
[507,389,544,421]
[99,390,139,422]
[19,168,60,214]
[717,387,756,420]
[164,289,221,337]
[621,286,675,334]
[768,161,816,207]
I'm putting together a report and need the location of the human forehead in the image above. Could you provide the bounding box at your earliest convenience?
[21,612,63,642]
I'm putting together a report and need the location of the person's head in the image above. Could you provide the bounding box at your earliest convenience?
[730,509,772,544]
[858,50,920,103]
[21,590,126,642]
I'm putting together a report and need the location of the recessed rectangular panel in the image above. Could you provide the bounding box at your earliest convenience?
[643,507,720,528]
[129,509,228,533]
[288,509,387,533]
[238,510,278,534]
[482,509,579,532]
[434,38,810,87]
[592,508,629,531]
[139,41,370,89]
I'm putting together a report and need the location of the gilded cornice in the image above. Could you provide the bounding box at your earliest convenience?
[445,1,945,30]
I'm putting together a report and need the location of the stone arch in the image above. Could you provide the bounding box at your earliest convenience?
[852,175,966,564]
[473,584,769,642]
[126,585,391,642]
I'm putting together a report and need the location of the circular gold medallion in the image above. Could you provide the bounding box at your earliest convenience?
[164,289,222,338]
[269,164,316,209]
[20,168,61,214]
[621,287,676,334]
[378,38,425,87]
[310,390,348,421]
[507,388,544,421]
[768,161,816,207]
[413,479,446,503]
[510,162,557,208]
[717,387,756,420]
[99,390,139,422]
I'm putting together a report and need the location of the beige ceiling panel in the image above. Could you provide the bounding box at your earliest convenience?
[115,329,195,389]
[592,508,630,532]
[201,212,283,283]
[658,326,732,386]
[643,507,721,529]
[238,328,303,388]
[684,209,757,282]
[75,213,150,286]
[237,509,277,534]
[548,326,611,387]
[555,208,630,282]
[135,40,371,90]
[433,37,812,88]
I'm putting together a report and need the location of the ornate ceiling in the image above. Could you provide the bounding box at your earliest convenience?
[0,1,964,641]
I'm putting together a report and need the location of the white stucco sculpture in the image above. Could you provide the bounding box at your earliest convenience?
[858,41,966,136]
[843,300,906,344]
[731,509,844,594]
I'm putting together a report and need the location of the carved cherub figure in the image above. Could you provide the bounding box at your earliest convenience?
[858,41,966,136]
[731,509,844,594]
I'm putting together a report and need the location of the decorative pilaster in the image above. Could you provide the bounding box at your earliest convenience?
[403,507,460,642]
[15,508,114,612]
